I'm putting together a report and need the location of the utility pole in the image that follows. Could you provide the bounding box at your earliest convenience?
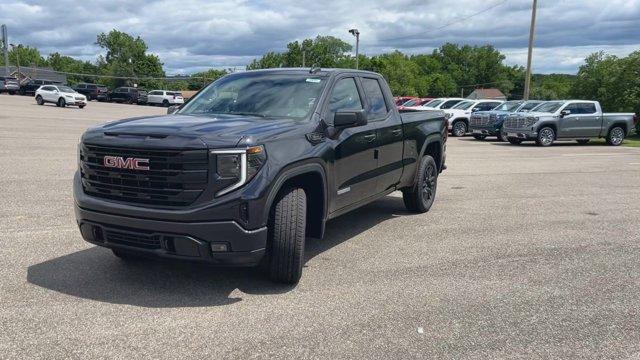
[349,29,360,69]
[302,50,306,68]
[10,43,20,83]
[1,25,8,77]
[523,0,538,100]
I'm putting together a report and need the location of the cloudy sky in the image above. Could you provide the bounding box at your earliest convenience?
[1,0,639,74]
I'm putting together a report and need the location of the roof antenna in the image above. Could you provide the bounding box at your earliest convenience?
[309,64,321,74]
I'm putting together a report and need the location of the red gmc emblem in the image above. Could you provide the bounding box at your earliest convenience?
[103,156,150,170]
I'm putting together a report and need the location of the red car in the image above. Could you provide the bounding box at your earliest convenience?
[397,97,433,111]
[394,96,417,106]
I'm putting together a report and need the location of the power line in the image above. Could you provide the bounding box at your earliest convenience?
[379,0,509,42]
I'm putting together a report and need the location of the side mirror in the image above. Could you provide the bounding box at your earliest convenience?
[560,109,571,117]
[333,110,367,128]
[471,107,480,112]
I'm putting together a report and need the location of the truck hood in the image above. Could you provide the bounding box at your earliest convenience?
[87,114,307,148]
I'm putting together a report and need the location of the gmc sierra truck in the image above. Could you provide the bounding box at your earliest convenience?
[469,100,544,141]
[503,100,637,146]
[74,68,447,283]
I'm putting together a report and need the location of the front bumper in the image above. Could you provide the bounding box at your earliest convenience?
[504,129,537,140]
[66,97,87,106]
[73,173,268,266]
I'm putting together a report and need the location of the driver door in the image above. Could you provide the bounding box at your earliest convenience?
[326,76,380,212]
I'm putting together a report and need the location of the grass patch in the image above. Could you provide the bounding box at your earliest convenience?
[585,134,640,147]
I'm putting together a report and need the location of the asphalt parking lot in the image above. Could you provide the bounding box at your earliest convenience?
[1,93,640,359]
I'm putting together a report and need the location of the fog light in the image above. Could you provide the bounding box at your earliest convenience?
[210,243,229,252]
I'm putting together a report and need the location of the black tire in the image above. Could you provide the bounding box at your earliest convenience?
[79,105,85,109]
[268,187,307,284]
[472,134,486,140]
[9,91,15,95]
[507,138,522,145]
[57,97,66,108]
[402,155,438,213]
[451,121,467,137]
[576,139,590,145]
[497,129,507,142]
[112,249,143,261]
[536,127,555,147]
[36,95,44,105]
[606,126,625,146]
[162,99,170,107]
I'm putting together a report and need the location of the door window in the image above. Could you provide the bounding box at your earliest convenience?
[563,103,580,114]
[327,78,363,122]
[440,100,462,109]
[361,78,388,121]
[577,103,597,114]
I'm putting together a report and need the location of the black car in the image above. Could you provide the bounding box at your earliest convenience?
[73,83,109,101]
[108,87,145,104]
[74,68,447,283]
[19,79,62,96]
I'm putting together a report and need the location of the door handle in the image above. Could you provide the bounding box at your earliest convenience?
[363,134,377,142]
[391,129,402,136]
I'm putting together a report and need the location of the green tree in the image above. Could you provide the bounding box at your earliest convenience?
[95,29,165,88]
[247,36,352,69]
[0,45,47,67]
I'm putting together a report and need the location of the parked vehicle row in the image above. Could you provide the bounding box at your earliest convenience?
[0,76,20,94]
[469,100,544,141]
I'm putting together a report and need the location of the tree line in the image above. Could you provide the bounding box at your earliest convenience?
[1,31,638,129]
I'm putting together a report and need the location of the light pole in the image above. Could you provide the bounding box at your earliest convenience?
[9,43,20,83]
[348,28,360,69]
[523,0,538,100]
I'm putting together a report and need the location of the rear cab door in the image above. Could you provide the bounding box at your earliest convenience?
[359,76,404,194]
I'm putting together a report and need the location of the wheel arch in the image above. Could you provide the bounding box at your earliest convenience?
[263,161,328,240]
[608,122,628,136]
[537,122,558,138]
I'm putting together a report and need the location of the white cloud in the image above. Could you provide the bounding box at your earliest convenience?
[1,0,638,74]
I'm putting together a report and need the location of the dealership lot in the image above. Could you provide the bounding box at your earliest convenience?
[1,94,640,359]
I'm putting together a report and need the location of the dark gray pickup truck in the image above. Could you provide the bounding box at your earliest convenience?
[74,68,447,283]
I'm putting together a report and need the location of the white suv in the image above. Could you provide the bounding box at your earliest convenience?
[147,90,184,107]
[35,85,87,108]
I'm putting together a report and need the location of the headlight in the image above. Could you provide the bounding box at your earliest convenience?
[445,113,452,119]
[212,145,266,197]
[524,116,539,127]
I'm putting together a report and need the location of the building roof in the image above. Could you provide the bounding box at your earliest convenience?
[466,88,506,100]
[0,66,67,84]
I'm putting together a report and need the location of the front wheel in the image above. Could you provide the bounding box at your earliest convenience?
[402,155,438,213]
[497,130,507,142]
[268,187,307,284]
[57,97,66,108]
[451,121,467,137]
[79,105,86,109]
[606,126,625,146]
[536,127,555,147]
[36,95,44,105]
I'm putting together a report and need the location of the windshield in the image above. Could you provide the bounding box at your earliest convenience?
[179,73,327,119]
[424,99,443,108]
[452,101,474,110]
[58,86,75,93]
[493,101,523,112]
[532,101,564,113]
[521,101,543,111]
[402,99,417,106]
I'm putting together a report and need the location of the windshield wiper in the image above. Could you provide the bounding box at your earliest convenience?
[228,111,267,118]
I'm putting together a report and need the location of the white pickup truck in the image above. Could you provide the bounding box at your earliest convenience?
[502,100,637,146]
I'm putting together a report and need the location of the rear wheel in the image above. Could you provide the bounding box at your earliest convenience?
[36,95,44,105]
[472,134,486,140]
[268,187,307,284]
[79,104,85,109]
[576,139,590,145]
[402,155,438,213]
[606,126,625,146]
[507,138,522,145]
[536,127,555,147]
[451,121,467,137]
[57,97,66,108]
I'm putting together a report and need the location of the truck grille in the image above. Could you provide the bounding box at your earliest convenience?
[504,115,526,129]
[470,114,490,126]
[79,144,209,207]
